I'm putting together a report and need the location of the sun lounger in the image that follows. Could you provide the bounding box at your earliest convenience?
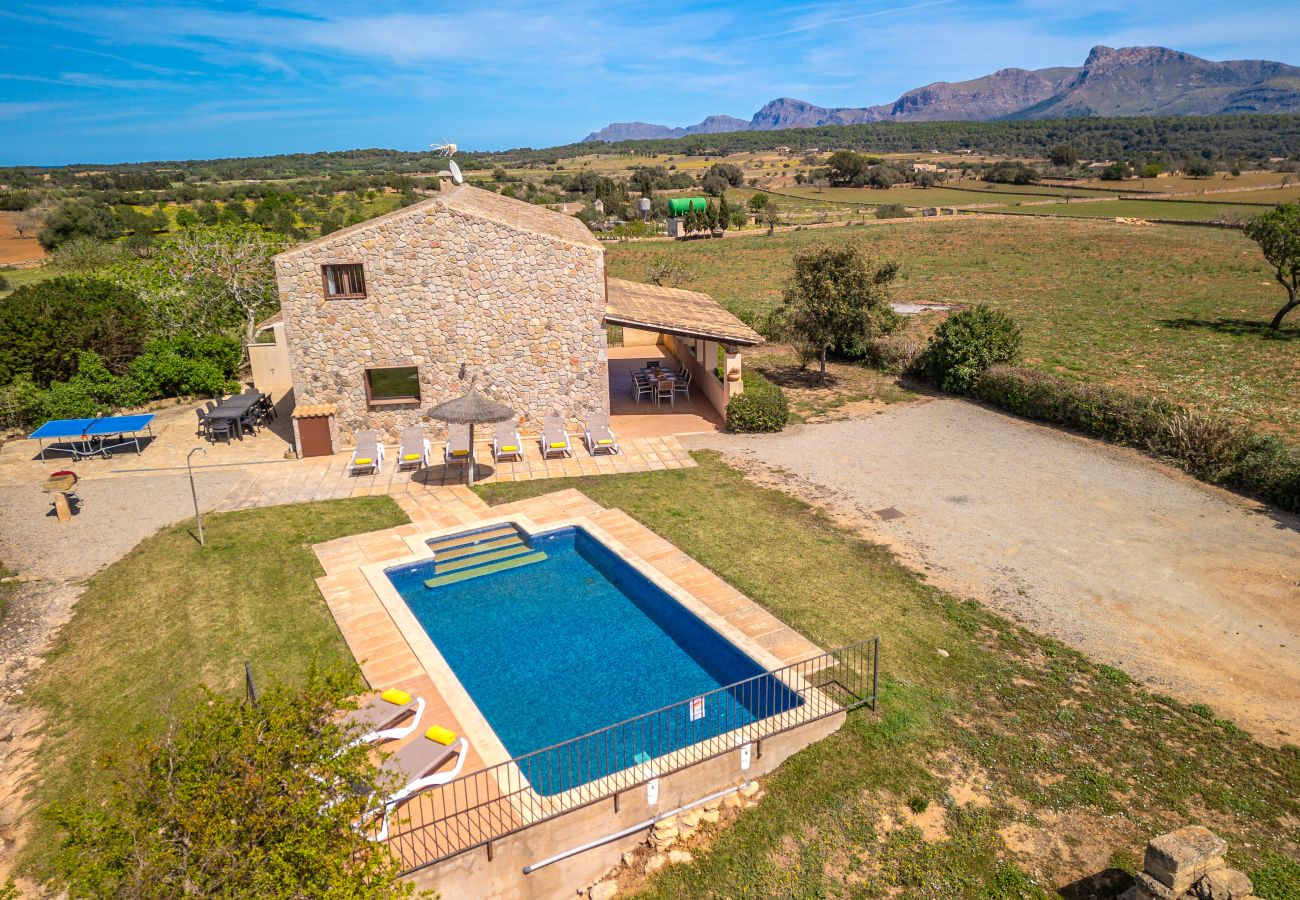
[396,426,430,471]
[367,729,469,841]
[583,412,620,456]
[443,423,472,466]
[343,689,426,746]
[541,415,571,459]
[492,420,524,462]
[349,430,384,476]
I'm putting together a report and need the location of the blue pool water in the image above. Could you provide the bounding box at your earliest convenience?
[386,526,802,794]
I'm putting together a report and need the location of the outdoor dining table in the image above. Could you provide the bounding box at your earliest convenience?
[204,391,265,440]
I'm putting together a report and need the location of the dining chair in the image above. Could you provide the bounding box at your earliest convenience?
[633,374,653,404]
[656,379,675,407]
[673,369,692,401]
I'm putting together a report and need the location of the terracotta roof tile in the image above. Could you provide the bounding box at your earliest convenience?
[605,278,763,347]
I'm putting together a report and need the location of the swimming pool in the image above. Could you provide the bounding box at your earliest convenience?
[385,524,802,794]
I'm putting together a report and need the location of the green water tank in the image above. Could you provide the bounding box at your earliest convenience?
[667,197,708,216]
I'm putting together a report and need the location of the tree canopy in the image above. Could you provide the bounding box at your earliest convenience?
[1244,202,1300,329]
[780,245,901,382]
[0,277,148,385]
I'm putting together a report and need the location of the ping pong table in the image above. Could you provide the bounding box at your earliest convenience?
[29,414,157,461]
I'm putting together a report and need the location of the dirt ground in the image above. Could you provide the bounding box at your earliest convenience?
[686,397,1300,746]
[0,213,47,267]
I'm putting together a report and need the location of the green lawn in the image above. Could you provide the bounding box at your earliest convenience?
[19,497,409,880]
[606,217,1300,442]
[478,456,1300,898]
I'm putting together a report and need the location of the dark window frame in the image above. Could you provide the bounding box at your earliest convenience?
[364,365,421,406]
[322,263,367,299]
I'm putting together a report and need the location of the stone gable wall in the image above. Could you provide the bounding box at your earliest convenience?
[275,201,608,444]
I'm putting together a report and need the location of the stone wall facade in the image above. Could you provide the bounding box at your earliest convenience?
[274,188,608,445]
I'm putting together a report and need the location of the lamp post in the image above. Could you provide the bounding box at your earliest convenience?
[187,446,207,546]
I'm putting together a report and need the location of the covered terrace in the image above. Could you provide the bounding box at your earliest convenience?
[604,277,763,438]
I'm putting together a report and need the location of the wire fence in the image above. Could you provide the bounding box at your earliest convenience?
[387,637,879,874]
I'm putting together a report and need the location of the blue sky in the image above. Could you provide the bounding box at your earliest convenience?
[2,0,1297,166]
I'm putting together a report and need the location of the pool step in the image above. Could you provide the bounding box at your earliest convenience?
[424,551,548,588]
[435,535,524,562]
[434,543,539,575]
[427,524,519,554]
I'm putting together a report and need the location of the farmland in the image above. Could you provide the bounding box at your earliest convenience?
[987,198,1262,221]
[606,216,1300,442]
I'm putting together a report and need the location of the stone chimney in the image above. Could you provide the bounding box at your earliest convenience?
[436,170,455,191]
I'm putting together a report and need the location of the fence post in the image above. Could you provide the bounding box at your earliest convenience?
[871,637,879,710]
[245,660,259,707]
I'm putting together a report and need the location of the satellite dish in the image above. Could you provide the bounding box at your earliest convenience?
[448,159,464,185]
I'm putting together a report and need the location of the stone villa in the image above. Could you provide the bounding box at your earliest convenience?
[258,180,761,453]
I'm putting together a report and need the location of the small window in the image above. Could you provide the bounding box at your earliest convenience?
[365,366,420,405]
[323,263,366,299]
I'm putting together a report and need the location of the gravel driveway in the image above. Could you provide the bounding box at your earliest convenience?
[686,398,1300,745]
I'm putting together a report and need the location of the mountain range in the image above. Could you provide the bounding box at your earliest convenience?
[583,45,1300,142]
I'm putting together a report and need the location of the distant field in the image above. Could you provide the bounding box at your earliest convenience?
[991,199,1260,221]
[1056,172,1286,193]
[0,211,47,267]
[606,217,1299,442]
[1157,185,1300,206]
[775,186,1053,207]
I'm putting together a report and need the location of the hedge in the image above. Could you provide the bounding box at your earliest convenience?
[974,366,1300,513]
[726,368,789,433]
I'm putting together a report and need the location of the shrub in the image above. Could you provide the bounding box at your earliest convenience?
[972,366,1300,513]
[921,305,1022,394]
[859,334,925,375]
[0,274,8,292]
[726,369,789,433]
[874,204,911,220]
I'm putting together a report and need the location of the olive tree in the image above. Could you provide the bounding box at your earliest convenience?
[49,668,415,899]
[780,245,901,382]
[1244,202,1300,330]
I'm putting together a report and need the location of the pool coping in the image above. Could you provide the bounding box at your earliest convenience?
[357,510,811,777]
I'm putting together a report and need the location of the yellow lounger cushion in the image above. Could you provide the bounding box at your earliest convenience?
[549,441,567,449]
[425,725,457,745]
[402,452,422,461]
[449,449,469,457]
[596,438,614,445]
[380,688,411,706]
[500,445,518,453]
[353,457,373,466]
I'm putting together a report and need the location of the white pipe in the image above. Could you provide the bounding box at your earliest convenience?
[521,782,747,874]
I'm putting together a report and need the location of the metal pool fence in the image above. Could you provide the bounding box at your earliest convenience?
[387,637,879,873]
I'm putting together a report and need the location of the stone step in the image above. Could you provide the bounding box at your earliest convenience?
[424,551,548,589]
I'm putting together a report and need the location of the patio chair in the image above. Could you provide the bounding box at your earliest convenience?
[343,688,426,747]
[632,373,653,405]
[583,412,620,456]
[396,426,430,472]
[195,407,209,438]
[492,421,524,462]
[541,415,571,459]
[207,417,232,444]
[673,369,692,401]
[443,423,472,467]
[655,378,675,407]
[349,430,384,476]
[366,728,469,842]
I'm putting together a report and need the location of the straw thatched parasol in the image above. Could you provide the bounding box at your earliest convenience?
[426,377,515,485]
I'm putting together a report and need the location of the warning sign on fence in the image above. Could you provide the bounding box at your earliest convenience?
[689,697,705,721]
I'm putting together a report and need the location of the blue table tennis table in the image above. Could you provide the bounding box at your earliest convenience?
[29,414,156,461]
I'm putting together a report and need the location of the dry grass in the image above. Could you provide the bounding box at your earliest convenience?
[606,217,1300,442]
